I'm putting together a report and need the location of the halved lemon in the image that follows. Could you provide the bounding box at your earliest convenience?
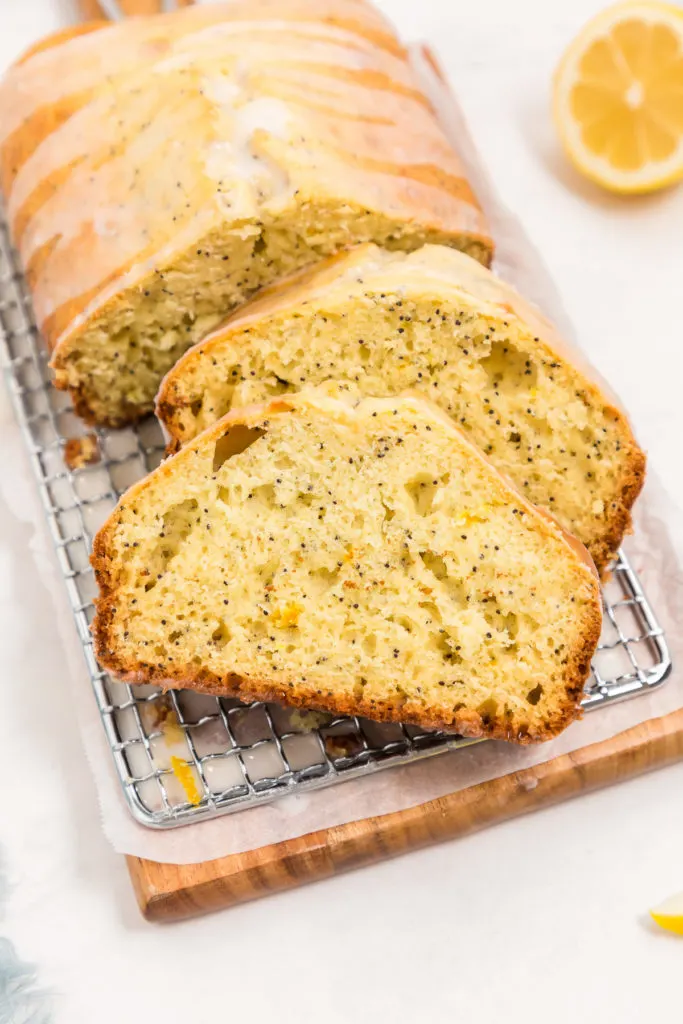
[650,890,683,935]
[553,1,683,193]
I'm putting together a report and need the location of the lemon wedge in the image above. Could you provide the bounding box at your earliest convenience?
[650,891,683,935]
[553,1,683,193]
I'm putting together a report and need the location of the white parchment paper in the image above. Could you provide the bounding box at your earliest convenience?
[0,45,681,865]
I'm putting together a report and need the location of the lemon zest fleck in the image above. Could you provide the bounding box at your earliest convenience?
[170,755,202,806]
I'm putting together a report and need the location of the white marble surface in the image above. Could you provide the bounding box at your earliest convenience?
[1,1,682,1021]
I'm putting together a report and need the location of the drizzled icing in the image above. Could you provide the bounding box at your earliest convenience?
[204,84,294,200]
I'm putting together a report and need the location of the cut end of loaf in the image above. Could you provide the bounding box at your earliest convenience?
[49,210,491,428]
[93,390,602,744]
[5,1,493,432]
[157,244,645,573]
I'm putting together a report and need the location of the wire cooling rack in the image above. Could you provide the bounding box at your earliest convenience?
[0,215,672,829]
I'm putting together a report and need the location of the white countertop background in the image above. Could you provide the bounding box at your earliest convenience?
[1,1,682,1021]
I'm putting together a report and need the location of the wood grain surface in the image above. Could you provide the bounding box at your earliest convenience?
[127,707,683,922]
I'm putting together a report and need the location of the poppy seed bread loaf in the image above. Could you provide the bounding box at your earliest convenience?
[0,0,492,427]
[92,390,602,743]
[158,243,645,573]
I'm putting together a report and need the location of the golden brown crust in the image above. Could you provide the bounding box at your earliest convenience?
[88,649,595,744]
[54,371,151,429]
[585,444,646,573]
[2,24,109,196]
[91,392,603,744]
[12,22,109,67]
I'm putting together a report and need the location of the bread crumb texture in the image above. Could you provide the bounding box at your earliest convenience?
[93,391,602,743]
[159,244,645,573]
[0,0,491,426]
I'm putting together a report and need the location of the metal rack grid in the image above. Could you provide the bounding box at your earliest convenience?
[0,213,672,829]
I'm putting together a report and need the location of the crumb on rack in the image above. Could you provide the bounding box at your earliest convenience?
[63,434,101,470]
[288,709,332,732]
[152,699,185,745]
[324,733,364,759]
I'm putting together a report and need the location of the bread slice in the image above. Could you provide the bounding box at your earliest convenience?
[0,0,492,427]
[93,389,602,743]
[157,243,645,574]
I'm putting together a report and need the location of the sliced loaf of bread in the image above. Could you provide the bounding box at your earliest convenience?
[158,243,645,573]
[0,1,491,427]
[93,389,602,743]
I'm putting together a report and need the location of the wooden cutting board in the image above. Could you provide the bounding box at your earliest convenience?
[127,708,683,921]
